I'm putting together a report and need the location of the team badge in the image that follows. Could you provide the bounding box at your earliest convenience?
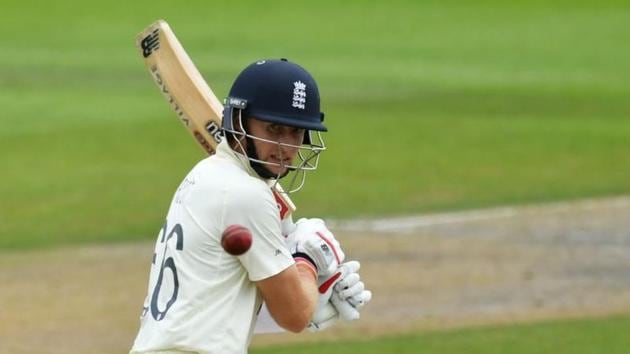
[292,81,306,109]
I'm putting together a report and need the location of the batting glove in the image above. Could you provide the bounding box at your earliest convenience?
[280,215,297,237]
[308,300,339,332]
[308,260,368,331]
[330,261,372,321]
[287,218,345,277]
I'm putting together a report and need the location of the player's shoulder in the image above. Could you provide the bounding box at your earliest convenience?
[195,155,265,187]
[191,156,276,209]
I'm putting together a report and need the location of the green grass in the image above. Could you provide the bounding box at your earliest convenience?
[252,316,630,354]
[2,0,630,248]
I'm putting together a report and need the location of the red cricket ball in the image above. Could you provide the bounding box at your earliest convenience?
[221,224,253,256]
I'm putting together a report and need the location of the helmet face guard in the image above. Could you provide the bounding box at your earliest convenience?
[223,96,322,145]
[221,59,328,193]
[223,106,326,193]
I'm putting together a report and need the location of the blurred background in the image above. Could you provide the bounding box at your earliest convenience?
[1,0,629,353]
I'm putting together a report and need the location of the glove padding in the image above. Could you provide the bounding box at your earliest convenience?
[308,261,361,332]
[330,261,372,321]
[308,301,338,332]
[287,218,345,277]
[308,260,372,330]
[280,215,297,237]
[307,260,358,331]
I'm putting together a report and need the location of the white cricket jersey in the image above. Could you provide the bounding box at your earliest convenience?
[130,141,295,354]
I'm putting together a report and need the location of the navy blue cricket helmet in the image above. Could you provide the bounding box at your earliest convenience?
[223,58,326,136]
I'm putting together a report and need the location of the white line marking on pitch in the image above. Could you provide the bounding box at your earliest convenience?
[326,196,630,233]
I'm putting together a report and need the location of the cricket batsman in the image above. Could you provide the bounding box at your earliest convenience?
[130,59,371,354]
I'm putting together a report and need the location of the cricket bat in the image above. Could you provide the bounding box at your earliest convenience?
[135,19,296,221]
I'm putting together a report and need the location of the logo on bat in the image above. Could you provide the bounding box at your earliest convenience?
[205,121,223,144]
[141,29,160,58]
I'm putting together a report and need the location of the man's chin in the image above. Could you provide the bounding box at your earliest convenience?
[251,161,290,179]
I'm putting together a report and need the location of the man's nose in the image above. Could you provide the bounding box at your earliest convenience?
[278,131,302,147]
[277,135,299,156]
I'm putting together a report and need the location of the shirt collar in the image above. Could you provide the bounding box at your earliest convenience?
[216,140,262,179]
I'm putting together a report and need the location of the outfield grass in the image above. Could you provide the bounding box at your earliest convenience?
[252,316,630,354]
[1,0,630,248]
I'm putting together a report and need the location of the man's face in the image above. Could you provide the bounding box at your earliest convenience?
[246,117,305,176]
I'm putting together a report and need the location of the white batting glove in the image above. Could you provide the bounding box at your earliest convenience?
[287,218,345,277]
[307,260,367,331]
[308,300,339,332]
[330,261,372,321]
[280,215,297,237]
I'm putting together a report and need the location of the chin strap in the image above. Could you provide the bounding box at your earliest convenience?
[245,138,278,179]
[238,116,275,180]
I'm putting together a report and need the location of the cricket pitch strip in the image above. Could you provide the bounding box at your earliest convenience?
[1,196,630,354]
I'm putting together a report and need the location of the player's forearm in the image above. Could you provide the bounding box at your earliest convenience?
[256,262,319,333]
[295,260,318,305]
[282,261,318,332]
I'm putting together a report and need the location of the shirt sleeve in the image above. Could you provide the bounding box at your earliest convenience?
[221,182,295,281]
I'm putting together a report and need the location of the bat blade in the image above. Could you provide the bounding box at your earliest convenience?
[136,20,223,154]
[136,20,296,220]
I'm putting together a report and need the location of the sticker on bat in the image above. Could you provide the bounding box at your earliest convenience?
[193,131,215,155]
[205,121,223,144]
[141,28,160,58]
[149,65,190,127]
